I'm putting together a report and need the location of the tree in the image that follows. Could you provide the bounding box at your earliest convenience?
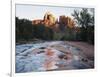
[72,8,94,44]
[32,24,54,40]
[16,17,33,42]
[72,8,93,28]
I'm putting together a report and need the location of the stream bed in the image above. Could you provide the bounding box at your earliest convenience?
[16,41,94,73]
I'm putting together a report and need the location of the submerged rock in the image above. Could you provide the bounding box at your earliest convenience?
[37,51,45,54]
[39,47,46,49]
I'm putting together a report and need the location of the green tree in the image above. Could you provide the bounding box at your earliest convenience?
[16,17,33,42]
[72,9,93,28]
[72,8,94,44]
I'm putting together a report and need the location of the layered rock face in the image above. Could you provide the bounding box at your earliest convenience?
[32,12,56,27]
[43,12,56,27]
[59,15,75,29]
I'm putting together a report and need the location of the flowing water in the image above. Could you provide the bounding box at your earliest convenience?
[16,41,93,73]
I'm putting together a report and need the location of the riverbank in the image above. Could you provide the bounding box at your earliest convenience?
[65,41,94,60]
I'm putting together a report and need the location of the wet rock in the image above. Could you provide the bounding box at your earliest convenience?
[58,54,65,59]
[72,60,91,69]
[37,51,45,54]
[45,48,55,56]
[81,58,88,62]
[39,47,46,49]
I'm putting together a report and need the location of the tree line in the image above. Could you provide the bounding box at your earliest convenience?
[16,8,94,44]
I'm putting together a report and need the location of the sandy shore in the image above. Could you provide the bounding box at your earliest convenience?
[65,41,94,60]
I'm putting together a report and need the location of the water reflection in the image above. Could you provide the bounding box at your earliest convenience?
[16,41,93,73]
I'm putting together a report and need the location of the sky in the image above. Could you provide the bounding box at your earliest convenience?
[16,4,94,21]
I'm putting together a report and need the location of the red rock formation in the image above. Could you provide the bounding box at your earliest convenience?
[32,12,75,31]
[32,12,56,27]
[43,12,56,27]
[59,15,75,28]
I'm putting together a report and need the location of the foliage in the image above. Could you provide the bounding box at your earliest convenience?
[72,8,94,44]
[16,17,33,42]
[16,17,54,42]
[32,24,54,40]
[16,8,94,45]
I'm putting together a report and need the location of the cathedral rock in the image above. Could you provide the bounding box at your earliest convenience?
[32,12,56,27]
[32,12,75,31]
